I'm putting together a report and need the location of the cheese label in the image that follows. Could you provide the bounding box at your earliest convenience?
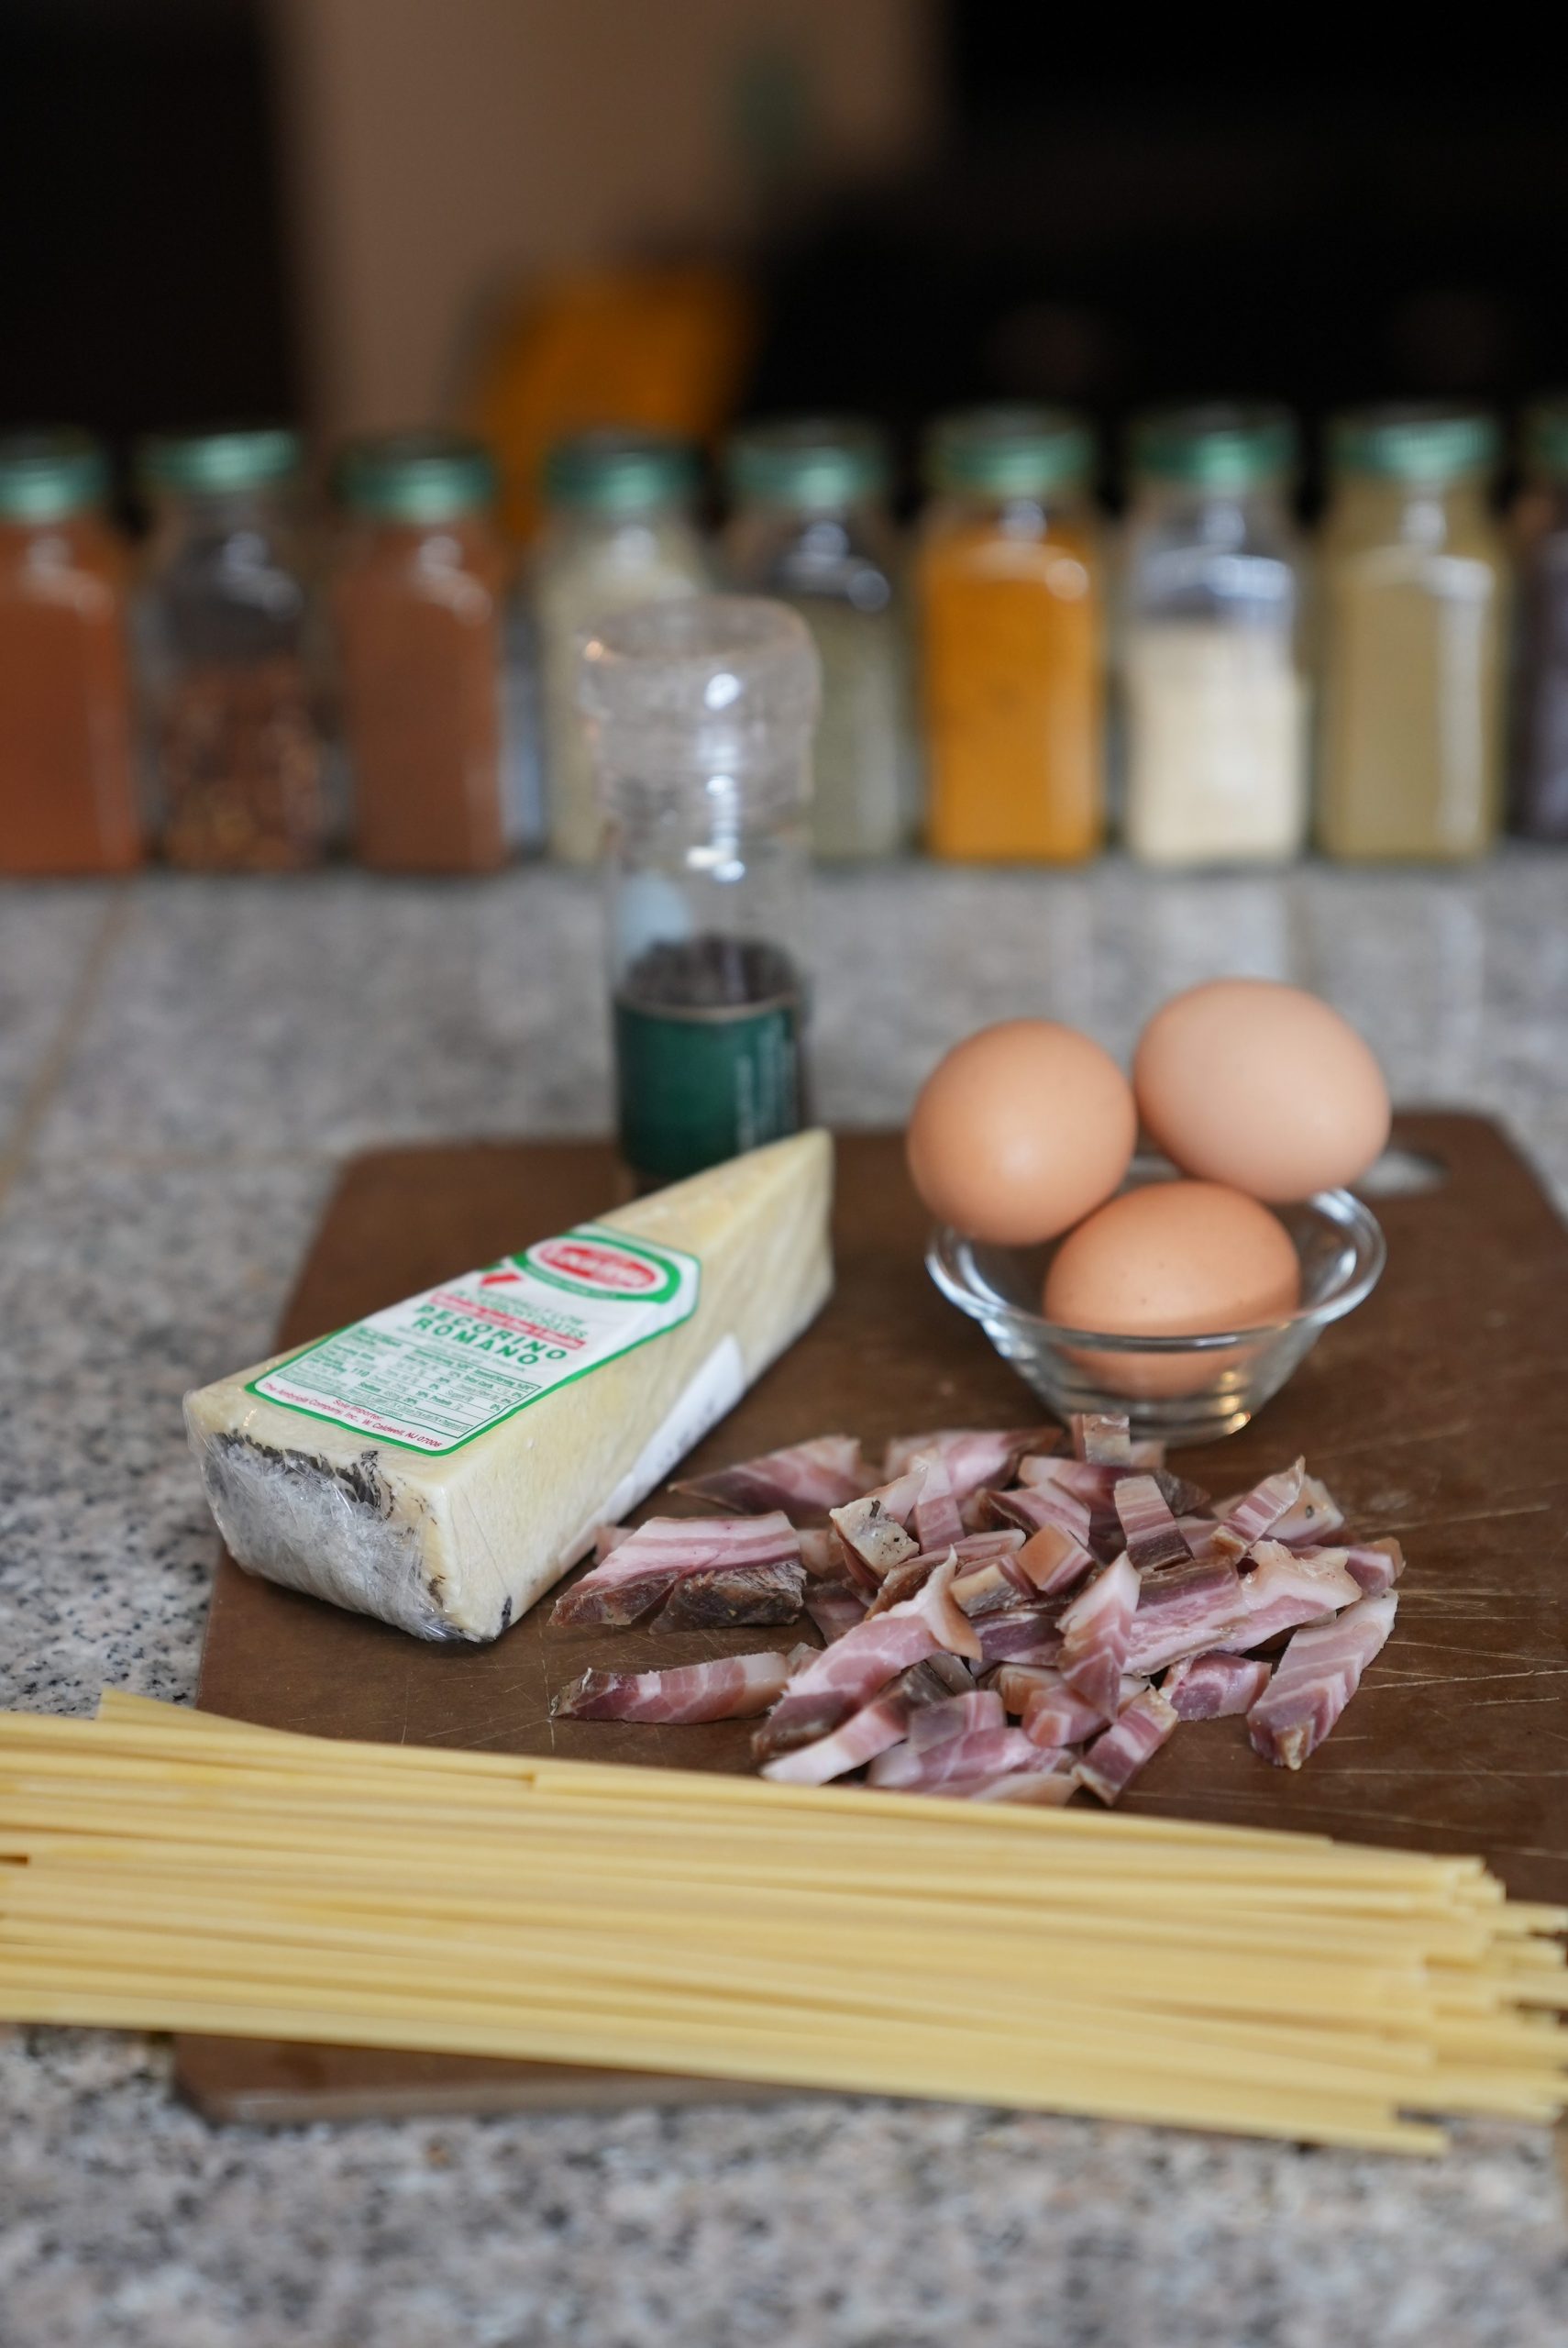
[248,1225,701,1456]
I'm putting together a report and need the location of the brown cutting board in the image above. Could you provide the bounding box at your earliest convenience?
[177,1117,1568,2122]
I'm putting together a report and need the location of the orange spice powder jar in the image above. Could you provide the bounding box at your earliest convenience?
[917,406,1104,863]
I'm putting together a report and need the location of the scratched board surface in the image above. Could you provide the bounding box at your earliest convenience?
[178,1117,1568,2121]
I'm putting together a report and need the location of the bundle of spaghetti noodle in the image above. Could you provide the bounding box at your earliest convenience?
[0,1694,1562,2156]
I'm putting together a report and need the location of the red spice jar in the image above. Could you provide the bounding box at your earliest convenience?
[0,431,141,875]
[333,432,512,873]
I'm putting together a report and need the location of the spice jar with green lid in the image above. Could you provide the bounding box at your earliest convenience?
[1121,404,1307,868]
[579,595,818,1185]
[1509,398,1568,842]
[535,429,708,866]
[332,429,513,873]
[917,405,1104,862]
[0,429,141,875]
[138,425,327,870]
[1317,404,1505,862]
[722,416,916,860]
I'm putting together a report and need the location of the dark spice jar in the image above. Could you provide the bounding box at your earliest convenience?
[1511,400,1568,842]
[0,430,141,875]
[577,596,820,1185]
[138,426,326,870]
[333,431,512,872]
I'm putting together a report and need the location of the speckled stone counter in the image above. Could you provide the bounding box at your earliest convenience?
[1,856,1565,2348]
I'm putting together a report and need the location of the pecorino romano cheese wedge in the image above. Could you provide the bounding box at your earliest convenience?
[185,1131,834,1644]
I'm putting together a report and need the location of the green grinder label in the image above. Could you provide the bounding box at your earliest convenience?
[614,993,803,1182]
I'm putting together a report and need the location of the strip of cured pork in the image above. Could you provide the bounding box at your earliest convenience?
[883,1427,1054,1498]
[803,1579,869,1645]
[553,1649,794,1722]
[1247,1592,1398,1769]
[751,1603,946,1759]
[1161,1650,1272,1722]
[1057,1554,1140,1717]
[551,1514,803,1629]
[1113,1473,1194,1572]
[1122,1556,1245,1677]
[1074,1687,1180,1805]
[759,1655,972,1786]
[675,1434,868,1518]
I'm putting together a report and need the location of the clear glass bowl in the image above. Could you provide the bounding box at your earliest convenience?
[926,1157,1386,1446]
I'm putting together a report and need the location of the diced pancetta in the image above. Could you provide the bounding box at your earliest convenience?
[552,1513,802,1629]
[1213,1458,1307,1548]
[675,1434,868,1518]
[910,1449,966,1553]
[1021,1670,1137,1749]
[891,1548,984,1661]
[1247,1593,1398,1769]
[553,1649,792,1723]
[655,1557,808,1630]
[751,1611,942,1759]
[867,1722,1042,1790]
[1270,1474,1347,1548]
[797,1527,839,1578]
[803,1578,870,1645]
[759,1654,971,1785]
[1339,1537,1405,1596]
[1057,1554,1140,1717]
[1224,1540,1363,1646]
[1161,1650,1272,1722]
[1074,1686,1180,1805]
[1123,1556,1245,1676]
[975,1609,1065,1666]
[828,1493,919,1589]
[882,1426,1055,1500]
[987,1661,1060,1716]
[1113,1473,1194,1572]
[905,1689,1006,1749]
[987,1480,1096,1548]
[1014,1522,1097,1597]
[1069,1412,1132,1464]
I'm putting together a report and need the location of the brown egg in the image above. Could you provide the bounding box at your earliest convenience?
[907,1020,1137,1246]
[1043,1180,1302,1399]
[1134,979,1390,1202]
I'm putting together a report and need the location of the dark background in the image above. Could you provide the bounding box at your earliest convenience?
[4,0,1564,482]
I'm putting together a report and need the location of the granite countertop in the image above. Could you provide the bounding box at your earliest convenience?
[1,854,1565,2348]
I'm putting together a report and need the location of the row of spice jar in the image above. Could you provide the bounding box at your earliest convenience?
[0,426,519,876]
[562,399,1568,868]
[4,402,1568,877]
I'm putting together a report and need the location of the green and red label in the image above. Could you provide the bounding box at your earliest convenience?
[248,1224,700,1456]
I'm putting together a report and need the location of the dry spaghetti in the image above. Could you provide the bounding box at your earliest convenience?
[0,1694,1561,2156]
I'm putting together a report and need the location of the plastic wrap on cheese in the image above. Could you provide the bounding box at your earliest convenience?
[184,1131,834,1643]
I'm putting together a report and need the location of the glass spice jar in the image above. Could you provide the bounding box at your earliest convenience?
[0,429,141,875]
[1120,404,1308,867]
[721,416,917,860]
[577,596,820,1186]
[918,405,1105,863]
[137,426,326,870]
[535,430,709,868]
[1509,398,1568,842]
[333,431,512,873]
[1317,406,1506,862]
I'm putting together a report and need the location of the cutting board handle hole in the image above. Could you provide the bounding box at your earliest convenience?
[1355,1148,1448,1200]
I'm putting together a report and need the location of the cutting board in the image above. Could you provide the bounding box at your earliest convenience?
[177,1117,1568,2122]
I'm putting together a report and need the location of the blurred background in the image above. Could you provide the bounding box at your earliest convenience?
[6,0,1565,482]
[6,0,1568,892]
